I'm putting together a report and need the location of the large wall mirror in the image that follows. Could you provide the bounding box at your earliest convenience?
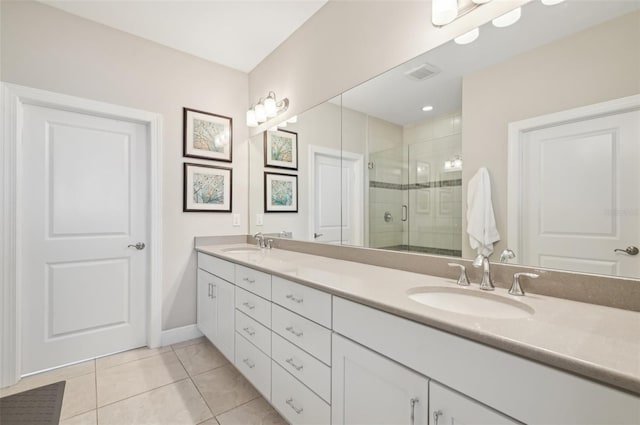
[249,0,640,279]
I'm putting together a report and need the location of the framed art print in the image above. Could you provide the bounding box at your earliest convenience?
[184,163,232,212]
[264,129,298,170]
[183,107,232,162]
[264,172,298,213]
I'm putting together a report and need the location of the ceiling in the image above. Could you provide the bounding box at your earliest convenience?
[341,0,640,126]
[39,0,328,73]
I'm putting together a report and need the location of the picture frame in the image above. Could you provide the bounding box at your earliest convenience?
[183,163,232,212]
[264,129,298,170]
[183,107,233,162]
[264,172,298,213]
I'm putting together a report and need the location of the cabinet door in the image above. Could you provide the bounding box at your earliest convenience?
[215,277,235,362]
[332,334,429,425]
[196,269,217,341]
[429,382,519,425]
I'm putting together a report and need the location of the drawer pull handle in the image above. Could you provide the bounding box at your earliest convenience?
[433,409,443,425]
[242,277,256,284]
[243,327,256,336]
[285,294,304,304]
[285,326,303,337]
[285,357,303,371]
[242,302,255,310]
[242,358,255,369]
[285,398,303,415]
[410,398,419,425]
[208,283,212,298]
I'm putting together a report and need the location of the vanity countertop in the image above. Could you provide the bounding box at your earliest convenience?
[197,243,640,395]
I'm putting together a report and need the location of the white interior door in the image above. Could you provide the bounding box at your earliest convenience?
[312,150,362,245]
[21,104,148,375]
[520,110,640,277]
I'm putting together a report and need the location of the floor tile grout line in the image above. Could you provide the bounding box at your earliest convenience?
[96,376,193,410]
[213,394,262,418]
[188,361,232,380]
[95,346,174,373]
[188,375,216,424]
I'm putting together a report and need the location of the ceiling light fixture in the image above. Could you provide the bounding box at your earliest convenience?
[454,27,480,45]
[432,0,458,26]
[246,92,289,128]
[433,0,492,27]
[541,0,565,5]
[492,7,522,28]
[422,105,434,112]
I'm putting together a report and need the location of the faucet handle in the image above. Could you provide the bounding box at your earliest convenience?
[509,272,539,296]
[447,263,470,287]
[266,239,273,249]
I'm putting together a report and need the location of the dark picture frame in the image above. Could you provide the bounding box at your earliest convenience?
[264,172,298,213]
[183,163,232,212]
[183,107,233,162]
[264,129,298,170]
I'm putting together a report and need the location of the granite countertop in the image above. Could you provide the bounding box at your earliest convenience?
[197,243,640,395]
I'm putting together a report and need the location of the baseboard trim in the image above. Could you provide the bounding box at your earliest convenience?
[160,324,203,346]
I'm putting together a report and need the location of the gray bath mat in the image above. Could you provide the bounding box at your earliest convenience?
[0,381,66,425]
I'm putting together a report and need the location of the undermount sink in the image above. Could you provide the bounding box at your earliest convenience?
[221,247,262,254]
[407,286,534,319]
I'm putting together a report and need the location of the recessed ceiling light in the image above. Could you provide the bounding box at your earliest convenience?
[422,105,434,112]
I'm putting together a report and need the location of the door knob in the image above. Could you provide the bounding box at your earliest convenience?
[127,242,146,250]
[313,233,323,239]
[614,246,639,256]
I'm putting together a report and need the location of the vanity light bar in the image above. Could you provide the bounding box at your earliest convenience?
[247,92,289,128]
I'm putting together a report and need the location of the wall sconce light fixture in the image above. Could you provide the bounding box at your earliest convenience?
[444,155,463,172]
[247,91,289,128]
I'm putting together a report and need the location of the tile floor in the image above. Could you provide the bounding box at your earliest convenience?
[0,337,287,425]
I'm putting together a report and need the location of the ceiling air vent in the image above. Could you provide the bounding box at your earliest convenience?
[404,63,440,81]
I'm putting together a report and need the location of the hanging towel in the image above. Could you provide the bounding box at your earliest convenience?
[466,167,500,257]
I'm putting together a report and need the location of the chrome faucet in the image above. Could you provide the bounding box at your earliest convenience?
[499,249,516,263]
[473,254,495,291]
[253,232,265,248]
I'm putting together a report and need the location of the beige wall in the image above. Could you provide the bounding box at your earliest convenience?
[248,0,531,131]
[461,11,640,258]
[1,1,249,331]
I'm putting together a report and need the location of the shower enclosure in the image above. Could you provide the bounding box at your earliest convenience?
[367,132,462,256]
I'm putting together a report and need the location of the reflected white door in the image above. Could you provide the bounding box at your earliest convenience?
[313,151,362,245]
[21,104,148,374]
[521,110,640,277]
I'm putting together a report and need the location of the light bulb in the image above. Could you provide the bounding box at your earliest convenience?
[422,105,434,112]
[432,0,458,26]
[492,7,521,28]
[454,28,479,45]
[264,93,277,118]
[246,109,258,127]
[541,0,564,4]
[287,116,298,124]
[255,103,267,123]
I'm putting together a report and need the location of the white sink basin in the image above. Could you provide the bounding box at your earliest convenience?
[407,287,534,319]
[221,247,262,254]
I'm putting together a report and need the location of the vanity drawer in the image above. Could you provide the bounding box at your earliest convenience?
[235,286,271,328]
[198,253,234,283]
[272,332,331,403]
[235,333,271,399]
[272,361,330,425]
[272,304,331,365]
[235,309,271,355]
[235,265,271,300]
[272,276,332,328]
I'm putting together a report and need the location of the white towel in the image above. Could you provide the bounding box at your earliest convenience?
[466,167,500,257]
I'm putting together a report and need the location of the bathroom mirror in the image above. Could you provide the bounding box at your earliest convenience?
[249,0,640,279]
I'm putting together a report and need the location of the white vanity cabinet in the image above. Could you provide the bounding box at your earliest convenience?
[196,253,236,362]
[332,333,429,425]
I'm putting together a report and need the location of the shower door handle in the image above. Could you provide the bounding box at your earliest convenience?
[402,205,408,222]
